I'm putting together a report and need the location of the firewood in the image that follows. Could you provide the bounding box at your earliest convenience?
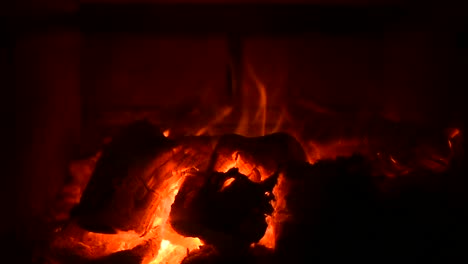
[71,121,307,236]
[170,168,279,252]
[209,133,307,179]
[182,244,275,264]
[51,237,158,264]
[70,120,175,234]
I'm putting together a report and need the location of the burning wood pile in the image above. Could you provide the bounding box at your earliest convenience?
[44,120,467,264]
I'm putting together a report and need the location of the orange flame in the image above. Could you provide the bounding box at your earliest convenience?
[220,177,236,191]
[447,128,461,150]
[258,173,289,249]
[144,169,203,264]
[55,58,464,264]
[448,128,461,139]
[195,106,233,136]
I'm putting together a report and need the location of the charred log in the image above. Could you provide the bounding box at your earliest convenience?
[70,121,306,236]
[274,154,468,264]
[50,238,158,264]
[181,244,274,264]
[210,133,307,177]
[70,120,174,234]
[170,168,278,253]
[47,120,466,264]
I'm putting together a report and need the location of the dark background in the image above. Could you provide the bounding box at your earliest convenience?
[4,0,467,263]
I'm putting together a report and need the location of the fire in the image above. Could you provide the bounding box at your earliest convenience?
[235,63,268,136]
[150,240,182,264]
[220,177,236,191]
[195,106,233,136]
[50,59,464,264]
[305,138,367,164]
[175,64,290,258]
[257,173,289,249]
[149,237,201,264]
[51,154,204,263]
[144,169,204,264]
[448,127,461,150]
[449,128,460,139]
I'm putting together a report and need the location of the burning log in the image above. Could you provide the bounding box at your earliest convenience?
[70,120,307,236]
[47,118,466,264]
[169,168,278,252]
[56,120,308,264]
[50,237,159,264]
[70,120,176,234]
[210,133,307,180]
[181,244,275,264]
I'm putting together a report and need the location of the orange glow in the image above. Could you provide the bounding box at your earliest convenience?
[234,62,285,137]
[149,236,202,264]
[195,106,233,136]
[144,169,203,264]
[447,128,461,150]
[216,159,238,174]
[52,153,203,263]
[448,128,460,139]
[305,138,367,164]
[50,227,153,260]
[179,59,286,139]
[257,173,289,249]
[220,177,236,191]
[248,62,268,136]
[53,58,463,264]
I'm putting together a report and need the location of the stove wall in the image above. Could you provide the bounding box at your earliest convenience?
[8,31,81,262]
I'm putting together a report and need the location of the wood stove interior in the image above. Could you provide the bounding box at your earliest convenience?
[6,1,468,263]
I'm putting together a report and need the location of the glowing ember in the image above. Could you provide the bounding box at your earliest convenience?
[448,128,462,150]
[144,170,204,264]
[449,128,461,139]
[48,58,464,264]
[305,139,367,163]
[257,173,289,249]
[220,177,236,191]
[148,237,202,264]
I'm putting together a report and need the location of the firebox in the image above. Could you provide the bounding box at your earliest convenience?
[7,1,468,264]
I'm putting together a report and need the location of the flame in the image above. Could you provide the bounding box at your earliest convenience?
[195,106,233,136]
[144,169,203,264]
[305,138,367,164]
[220,177,236,191]
[52,57,465,264]
[248,63,268,136]
[51,155,203,263]
[151,240,177,264]
[448,128,460,139]
[258,173,289,249]
[447,128,461,150]
[188,58,287,139]
[149,236,202,264]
